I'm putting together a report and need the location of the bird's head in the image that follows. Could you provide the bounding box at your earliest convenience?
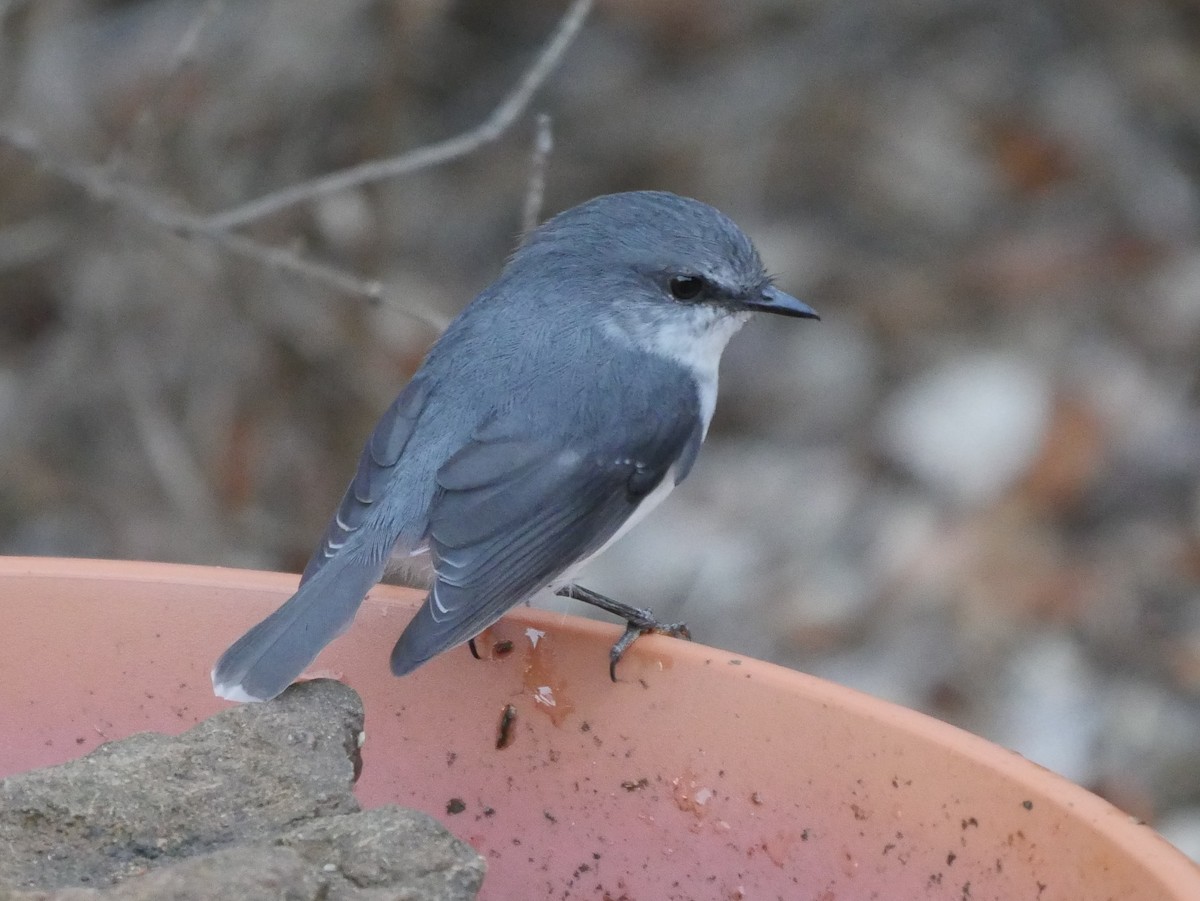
[516,190,819,325]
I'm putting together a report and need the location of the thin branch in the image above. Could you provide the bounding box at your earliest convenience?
[521,112,554,235]
[203,0,592,231]
[0,1,592,333]
[0,120,450,331]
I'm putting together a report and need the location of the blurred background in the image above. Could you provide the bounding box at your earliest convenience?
[2,0,1199,858]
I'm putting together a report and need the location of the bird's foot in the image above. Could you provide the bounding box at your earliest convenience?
[607,614,692,681]
[555,583,691,681]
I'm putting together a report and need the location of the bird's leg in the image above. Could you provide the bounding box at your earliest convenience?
[555,583,691,681]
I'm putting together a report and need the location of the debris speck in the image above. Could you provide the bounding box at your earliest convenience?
[496,704,517,749]
[525,627,545,648]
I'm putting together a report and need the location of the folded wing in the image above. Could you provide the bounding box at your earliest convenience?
[389,414,700,674]
[301,375,432,584]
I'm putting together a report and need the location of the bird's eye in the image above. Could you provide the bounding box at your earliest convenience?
[669,275,705,301]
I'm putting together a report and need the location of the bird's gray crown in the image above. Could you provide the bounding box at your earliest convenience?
[511,190,771,309]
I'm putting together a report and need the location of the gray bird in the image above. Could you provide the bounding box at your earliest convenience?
[212,190,818,702]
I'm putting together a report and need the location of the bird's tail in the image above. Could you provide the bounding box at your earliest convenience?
[211,554,384,702]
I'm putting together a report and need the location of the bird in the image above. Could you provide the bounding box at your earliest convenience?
[212,190,818,702]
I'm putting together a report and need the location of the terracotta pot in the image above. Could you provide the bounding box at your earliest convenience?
[2,556,1197,899]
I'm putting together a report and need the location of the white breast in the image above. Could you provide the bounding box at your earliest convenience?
[559,305,750,588]
[634,306,749,438]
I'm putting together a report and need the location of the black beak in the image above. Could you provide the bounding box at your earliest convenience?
[743,286,820,320]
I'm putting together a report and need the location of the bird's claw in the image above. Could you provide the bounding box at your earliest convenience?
[608,614,692,681]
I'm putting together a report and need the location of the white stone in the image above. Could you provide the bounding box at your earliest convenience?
[879,354,1052,507]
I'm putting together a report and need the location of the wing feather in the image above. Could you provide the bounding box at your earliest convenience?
[389,419,697,675]
[301,375,431,583]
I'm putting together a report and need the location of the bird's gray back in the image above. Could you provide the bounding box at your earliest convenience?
[418,267,704,471]
[302,263,702,582]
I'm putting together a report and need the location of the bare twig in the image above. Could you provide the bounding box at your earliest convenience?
[521,113,554,235]
[0,120,450,330]
[0,0,591,333]
[203,0,592,231]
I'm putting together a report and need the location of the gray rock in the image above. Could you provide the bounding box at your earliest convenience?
[0,680,484,900]
[275,807,485,901]
[0,808,484,901]
[0,680,362,889]
[0,847,324,901]
[878,353,1052,508]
